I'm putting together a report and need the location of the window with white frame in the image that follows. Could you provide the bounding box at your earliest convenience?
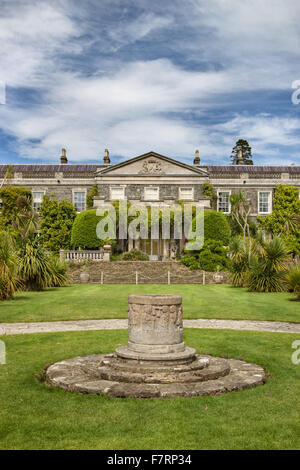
[258,191,271,214]
[110,187,125,200]
[218,191,231,213]
[144,187,159,200]
[73,191,86,212]
[32,191,45,211]
[179,187,193,200]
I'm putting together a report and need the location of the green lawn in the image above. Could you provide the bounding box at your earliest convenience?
[0,284,299,323]
[0,329,299,450]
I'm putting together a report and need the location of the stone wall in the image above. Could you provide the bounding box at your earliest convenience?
[68,261,230,284]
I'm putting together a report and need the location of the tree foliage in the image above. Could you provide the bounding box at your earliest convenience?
[0,187,32,230]
[231,139,253,165]
[86,184,99,209]
[39,195,77,253]
[258,185,300,255]
[201,183,217,208]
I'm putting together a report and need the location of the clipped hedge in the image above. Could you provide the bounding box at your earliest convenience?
[71,209,115,249]
[191,210,230,245]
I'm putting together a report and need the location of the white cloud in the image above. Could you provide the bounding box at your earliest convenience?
[0,0,300,164]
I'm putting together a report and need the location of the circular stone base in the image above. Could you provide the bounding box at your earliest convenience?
[45,353,265,398]
[115,345,196,362]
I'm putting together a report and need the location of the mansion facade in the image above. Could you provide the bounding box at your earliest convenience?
[1,149,299,259]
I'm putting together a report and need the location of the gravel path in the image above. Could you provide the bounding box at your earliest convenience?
[0,318,299,335]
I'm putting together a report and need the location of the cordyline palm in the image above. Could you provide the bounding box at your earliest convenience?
[0,231,22,300]
[228,237,249,287]
[13,196,39,243]
[248,236,290,292]
[18,238,53,291]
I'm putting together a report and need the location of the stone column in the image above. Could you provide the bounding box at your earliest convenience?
[116,294,195,361]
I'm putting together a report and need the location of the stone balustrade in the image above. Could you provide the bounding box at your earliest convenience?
[60,246,111,262]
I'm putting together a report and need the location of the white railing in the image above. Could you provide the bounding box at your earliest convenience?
[60,249,109,262]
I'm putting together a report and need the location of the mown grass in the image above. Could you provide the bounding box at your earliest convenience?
[0,329,299,450]
[0,284,299,323]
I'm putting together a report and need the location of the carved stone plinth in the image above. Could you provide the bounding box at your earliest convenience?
[116,295,195,361]
[45,295,265,398]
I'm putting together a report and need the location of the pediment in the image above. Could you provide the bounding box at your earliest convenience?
[96,152,208,176]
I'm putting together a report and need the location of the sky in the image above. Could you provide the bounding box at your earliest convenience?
[0,0,300,166]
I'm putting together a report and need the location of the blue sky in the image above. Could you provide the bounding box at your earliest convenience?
[0,0,300,165]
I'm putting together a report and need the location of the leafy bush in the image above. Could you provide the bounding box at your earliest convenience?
[0,187,32,230]
[181,255,200,270]
[71,209,115,249]
[181,240,229,271]
[258,185,300,256]
[286,265,300,300]
[191,210,230,245]
[198,240,229,271]
[120,249,149,261]
[39,195,77,253]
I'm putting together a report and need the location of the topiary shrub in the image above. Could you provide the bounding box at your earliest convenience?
[71,209,114,249]
[120,249,149,261]
[203,210,230,244]
[198,239,229,272]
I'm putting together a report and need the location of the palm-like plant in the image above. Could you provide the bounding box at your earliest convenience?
[0,231,21,300]
[18,239,53,291]
[228,237,249,287]
[48,255,69,287]
[286,265,300,300]
[248,236,290,292]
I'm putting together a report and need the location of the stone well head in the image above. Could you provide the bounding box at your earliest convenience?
[115,294,195,361]
[128,294,183,345]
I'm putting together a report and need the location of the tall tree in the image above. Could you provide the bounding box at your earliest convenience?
[231,139,253,165]
[39,195,77,253]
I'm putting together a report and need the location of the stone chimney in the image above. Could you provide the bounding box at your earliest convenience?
[104,148,110,164]
[194,149,200,165]
[60,148,68,164]
[237,149,244,165]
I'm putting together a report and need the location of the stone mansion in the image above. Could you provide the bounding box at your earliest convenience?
[1,149,299,258]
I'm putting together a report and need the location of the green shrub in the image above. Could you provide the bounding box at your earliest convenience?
[181,255,200,270]
[258,185,300,256]
[181,240,229,272]
[0,187,32,230]
[286,265,300,300]
[39,195,76,253]
[198,243,229,272]
[71,209,115,249]
[120,249,149,261]
[191,210,230,245]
